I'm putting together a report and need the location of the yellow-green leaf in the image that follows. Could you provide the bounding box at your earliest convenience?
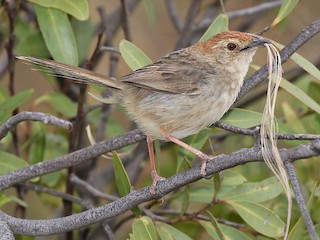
[220,177,283,203]
[199,221,251,240]
[0,89,33,125]
[200,14,229,41]
[272,41,320,81]
[271,0,299,27]
[156,222,192,240]
[206,210,225,240]
[142,0,156,25]
[112,151,131,197]
[228,201,285,238]
[119,40,152,71]
[0,151,29,175]
[35,5,78,66]
[280,79,320,114]
[221,108,262,128]
[29,0,89,20]
[132,216,157,240]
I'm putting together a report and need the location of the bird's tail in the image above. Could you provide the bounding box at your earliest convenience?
[16,56,123,90]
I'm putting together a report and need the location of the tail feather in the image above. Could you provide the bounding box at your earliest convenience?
[16,56,122,90]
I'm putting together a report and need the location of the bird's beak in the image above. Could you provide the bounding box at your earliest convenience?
[241,36,271,51]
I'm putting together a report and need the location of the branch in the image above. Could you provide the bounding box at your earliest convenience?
[238,19,320,100]
[0,219,14,240]
[0,111,72,141]
[284,161,318,240]
[0,140,319,236]
[0,129,145,191]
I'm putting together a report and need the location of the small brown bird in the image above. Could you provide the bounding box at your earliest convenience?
[18,31,270,193]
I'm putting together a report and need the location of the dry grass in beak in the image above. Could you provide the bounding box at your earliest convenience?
[261,43,291,239]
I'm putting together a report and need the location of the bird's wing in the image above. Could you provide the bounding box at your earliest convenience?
[121,50,215,95]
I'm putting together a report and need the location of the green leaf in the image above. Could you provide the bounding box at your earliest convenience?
[228,201,285,238]
[271,0,299,27]
[272,41,320,81]
[142,0,156,25]
[178,129,212,164]
[71,17,94,63]
[112,152,141,216]
[119,40,152,70]
[221,108,262,128]
[288,184,316,240]
[35,5,78,66]
[29,0,89,20]
[205,211,225,240]
[220,171,247,186]
[15,33,51,59]
[28,124,46,165]
[199,221,251,240]
[35,92,77,118]
[0,193,13,207]
[220,177,283,203]
[0,151,29,175]
[156,222,192,240]
[188,186,214,203]
[0,89,33,125]
[280,79,320,114]
[132,216,157,240]
[200,14,229,41]
[281,102,307,133]
[112,151,131,196]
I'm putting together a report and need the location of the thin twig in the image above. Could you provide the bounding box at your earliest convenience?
[164,0,182,32]
[70,174,118,202]
[0,111,72,140]
[284,161,318,240]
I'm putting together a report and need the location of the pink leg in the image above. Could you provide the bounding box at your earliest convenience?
[159,127,212,177]
[147,136,165,194]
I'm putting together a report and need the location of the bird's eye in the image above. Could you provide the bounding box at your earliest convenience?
[227,43,237,51]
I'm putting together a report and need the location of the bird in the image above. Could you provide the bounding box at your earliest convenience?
[17,31,270,194]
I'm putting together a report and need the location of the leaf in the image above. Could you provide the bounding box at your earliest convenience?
[281,102,307,133]
[280,79,320,114]
[220,171,247,186]
[71,17,94,63]
[199,221,251,240]
[132,216,157,240]
[271,0,299,27]
[220,177,283,203]
[0,151,29,175]
[0,89,33,125]
[112,152,141,216]
[119,40,152,70]
[15,33,51,59]
[221,108,262,128]
[156,222,192,240]
[228,201,285,238]
[188,186,214,203]
[142,0,156,25]
[35,92,77,118]
[28,124,46,165]
[200,14,229,41]
[35,5,78,66]
[272,41,320,82]
[206,211,225,240]
[112,151,131,196]
[0,193,13,207]
[29,0,89,20]
[288,184,316,240]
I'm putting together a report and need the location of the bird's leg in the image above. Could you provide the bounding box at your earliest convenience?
[159,127,212,177]
[147,136,165,194]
